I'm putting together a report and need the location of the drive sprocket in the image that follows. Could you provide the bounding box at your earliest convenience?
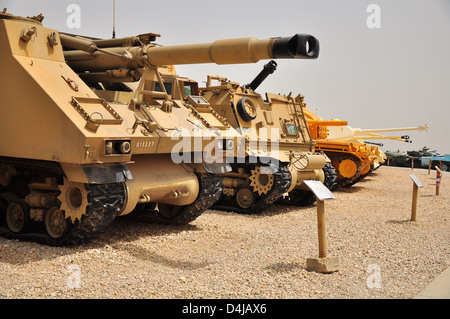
[57,177,89,223]
[249,166,275,195]
[213,161,291,214]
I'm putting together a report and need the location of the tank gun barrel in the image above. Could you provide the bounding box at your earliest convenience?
[63,33,319,74]
[60,32,158,51]
[364,141,384,147]
[245,60,277,91]
[326,124,428,141]
[358,124,428,134]
[357,135,412,142]
[307,120,348,127]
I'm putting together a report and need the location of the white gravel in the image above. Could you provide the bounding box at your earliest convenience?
[0,166,448,299]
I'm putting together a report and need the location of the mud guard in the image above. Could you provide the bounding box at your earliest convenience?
[201,162,232,174]
[61,163,132,184]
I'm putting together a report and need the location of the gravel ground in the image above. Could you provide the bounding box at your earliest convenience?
[0,166,448,299]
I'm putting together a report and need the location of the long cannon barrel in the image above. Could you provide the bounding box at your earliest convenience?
[364,141,384,147]
[63,33,319,73]
[358,124,428,134]
[308,120,348,127]
[245,60,278,91]
[326,124,428,142]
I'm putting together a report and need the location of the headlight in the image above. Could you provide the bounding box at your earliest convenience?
[105,140,131,155]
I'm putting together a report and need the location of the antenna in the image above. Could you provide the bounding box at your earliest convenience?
[112,0,116,38]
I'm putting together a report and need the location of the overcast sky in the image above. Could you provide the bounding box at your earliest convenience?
[3,0,449,154]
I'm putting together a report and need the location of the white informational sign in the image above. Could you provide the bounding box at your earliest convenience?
[304,180,335,201]
[409,174,424,188]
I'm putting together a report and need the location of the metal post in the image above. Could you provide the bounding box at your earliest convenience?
[436,170,441,196]
[317,200,327,258]
[411,183,418,221]
[112,0,116,39]
[304,180,338,273]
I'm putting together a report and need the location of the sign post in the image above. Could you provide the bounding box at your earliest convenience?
[435,166,442,196]
[408,174,423,222]
[303,180,339,274]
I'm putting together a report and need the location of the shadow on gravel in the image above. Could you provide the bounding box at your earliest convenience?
[99,217,202,244]
[0,217,203,265]
[356,177,374,183]
[265,261,305,273]
[110,242,212,270]
[385,219,414,225]
[206,204,306,219]
[333,185,365,194]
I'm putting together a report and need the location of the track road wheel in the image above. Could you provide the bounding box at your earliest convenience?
[235,187,257,209]
[45,207,70,240]
[157,204,184,220]
[5,200,31,233]
[131,202,189,224]
[339,159,358,179]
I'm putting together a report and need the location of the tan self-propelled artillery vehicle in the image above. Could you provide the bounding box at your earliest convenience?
[157,67,323,212]
[197,61,333,212]
[106,41,324,213]
[0,10,321,244]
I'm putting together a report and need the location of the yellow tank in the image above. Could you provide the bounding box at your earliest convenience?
[303,103,428,186]
[326,124,427,171]
[303,107,373,187]
[0,10,320,244]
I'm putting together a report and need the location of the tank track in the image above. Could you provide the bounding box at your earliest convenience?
[0,157,126,246]
[347,162,375,186]
[127,173,223,224]
[280,189,316,206]
[0,182,125,246]
[323,163,338,190]
[331,154,362,188]
[212,162,291,214]
[277,186,317,206]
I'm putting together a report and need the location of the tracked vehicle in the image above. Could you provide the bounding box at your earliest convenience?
[197,61,333,212]
[326,123,427,171]
[304,104,428,186]
[0,10,322,244]
[303,107,374,187]
[139,60,328,212]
